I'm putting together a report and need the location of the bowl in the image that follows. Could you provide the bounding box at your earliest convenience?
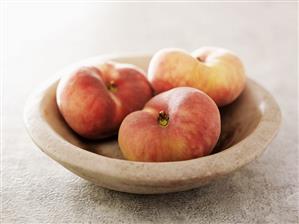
[24,54,281,194]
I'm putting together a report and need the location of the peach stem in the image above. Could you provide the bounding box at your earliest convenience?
[107,80,117,93]
[157,111,169,127]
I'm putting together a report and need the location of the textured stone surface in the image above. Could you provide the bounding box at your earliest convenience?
[2,2,298,223]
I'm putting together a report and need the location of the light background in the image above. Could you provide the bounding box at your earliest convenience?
[2,2,298,223]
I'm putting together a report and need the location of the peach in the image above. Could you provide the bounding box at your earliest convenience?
[148,47,246,106]
[118,87,221,162]
[56,62,153,139]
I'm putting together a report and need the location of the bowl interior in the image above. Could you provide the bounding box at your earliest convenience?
[41,56,263,160]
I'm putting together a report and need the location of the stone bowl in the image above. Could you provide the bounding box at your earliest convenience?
[24,54,281,194]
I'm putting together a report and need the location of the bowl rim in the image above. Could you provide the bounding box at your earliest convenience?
[23,54,282,184]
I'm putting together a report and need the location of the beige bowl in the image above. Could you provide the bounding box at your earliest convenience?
[24,54,281,194]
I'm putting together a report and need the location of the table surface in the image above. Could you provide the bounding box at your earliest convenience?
[2,2,298,224]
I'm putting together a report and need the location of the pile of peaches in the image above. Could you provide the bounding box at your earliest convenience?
[56,47,246,162]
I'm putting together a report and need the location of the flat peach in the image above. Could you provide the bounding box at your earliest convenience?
[148,47,246,106]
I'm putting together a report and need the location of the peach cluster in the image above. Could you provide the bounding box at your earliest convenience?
[56,47,246,162]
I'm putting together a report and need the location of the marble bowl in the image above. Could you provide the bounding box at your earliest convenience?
[24,54,281,194]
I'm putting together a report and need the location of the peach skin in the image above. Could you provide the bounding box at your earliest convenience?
[148,47,246,106]
[118,87,221,162]
[56,62,153,139]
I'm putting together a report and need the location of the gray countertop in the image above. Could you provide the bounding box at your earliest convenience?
[2,2,298,223]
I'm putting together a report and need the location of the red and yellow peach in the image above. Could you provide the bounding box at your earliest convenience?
[56,62,153,139]
[148,47,246,106]
[118,87,221,162]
